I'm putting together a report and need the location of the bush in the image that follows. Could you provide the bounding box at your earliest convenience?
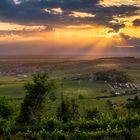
[57,97,79,121]
[0,97,16,119]
[78,94,84,99]
[85,107,100,119]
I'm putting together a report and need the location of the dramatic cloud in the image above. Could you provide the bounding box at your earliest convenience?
[0,0,140,55]
[133,19,140,26]
[0,0,139,31]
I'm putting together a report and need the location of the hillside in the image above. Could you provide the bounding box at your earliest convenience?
[0,57,140,82]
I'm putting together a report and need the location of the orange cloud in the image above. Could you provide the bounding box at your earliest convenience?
[69,11,95,18]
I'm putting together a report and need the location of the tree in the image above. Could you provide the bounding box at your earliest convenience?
[16,73,55,124]
[57,96,79,122]
[126,96,140,113]
[94,70,130,83]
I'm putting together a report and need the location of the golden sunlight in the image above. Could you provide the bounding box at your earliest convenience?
[0,22,46,31]
[100,0,140,6]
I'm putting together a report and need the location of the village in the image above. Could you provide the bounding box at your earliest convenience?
[110,82,140,95]
[111,82,140,90]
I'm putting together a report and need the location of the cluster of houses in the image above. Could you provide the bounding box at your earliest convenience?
[111,82,140,90]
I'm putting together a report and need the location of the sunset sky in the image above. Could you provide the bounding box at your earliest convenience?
[0,0,140,56]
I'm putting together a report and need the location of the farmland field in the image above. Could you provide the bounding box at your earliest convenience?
[0,57,139,113]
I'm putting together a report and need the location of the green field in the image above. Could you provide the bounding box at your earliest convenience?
[0,77,138,114]
[0,57,139,113]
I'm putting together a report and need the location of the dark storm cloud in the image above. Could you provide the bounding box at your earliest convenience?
[0,0,139,31]
[133,19,140,26]
[0,0,14,8]
[20,0,101,10]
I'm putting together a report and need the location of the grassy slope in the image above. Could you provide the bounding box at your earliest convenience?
[0,57,139,81]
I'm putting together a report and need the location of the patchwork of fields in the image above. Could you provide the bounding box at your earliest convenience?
[0,57,139,113]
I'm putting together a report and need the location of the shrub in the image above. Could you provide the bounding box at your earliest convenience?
[78,94,84,99]
[85,107,100,119]
[0,97,16,119]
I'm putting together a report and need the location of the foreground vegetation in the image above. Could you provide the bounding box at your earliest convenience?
[0,73,140,140]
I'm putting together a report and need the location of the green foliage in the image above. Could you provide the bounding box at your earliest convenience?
[126,96,140,114]
[106,100,112,108]
[0,73,140,139]
[94,69,130,83]
[0,97,16,119]
[78,94,84,99]
[40,117,62,132]
[85,107,100,119]
[57,97,79,122]
[16,73,56,124]
[0,113,140,139]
